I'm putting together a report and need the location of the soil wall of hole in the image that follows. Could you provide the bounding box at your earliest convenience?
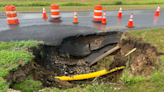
[5,31,123,90]
[5,32,163,90]
[5,61,34,87]
[109,38,161,77]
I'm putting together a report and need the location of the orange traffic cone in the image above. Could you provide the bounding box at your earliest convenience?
[73,10,79,24]
[117,6,123,17]
[154,5,160,16]
[126,13,134,28]
[101,10,107,25]
[42,6,48,18]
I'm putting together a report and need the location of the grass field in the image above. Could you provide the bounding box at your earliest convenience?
[0,0,164,12]
[1,0,164,3]
[0,5,163,12]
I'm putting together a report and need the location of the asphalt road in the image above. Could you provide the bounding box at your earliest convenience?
[0,9,164,43]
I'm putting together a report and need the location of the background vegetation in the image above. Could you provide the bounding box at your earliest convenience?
[0,0,164,6]
[0,0,164,12]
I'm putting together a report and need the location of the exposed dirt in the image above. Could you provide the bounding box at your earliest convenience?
[33,44,97,76]
[69,31,121,44]
[31,43,104,89]
[5,61,33,87]
[7,89,21,92]
[32,62,73,89]
[7,32,162,91]
[109,37,160,77]
[72,35,108,44]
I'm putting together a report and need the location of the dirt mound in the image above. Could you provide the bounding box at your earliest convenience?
[109,38,160,77]
[5,61,33,87]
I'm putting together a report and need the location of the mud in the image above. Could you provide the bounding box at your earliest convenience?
[32,62,73,89]
[5,61,33,87]
[109,37,160,77]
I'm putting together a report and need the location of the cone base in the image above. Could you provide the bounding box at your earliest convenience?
[101,23,107,25]
[42,17,48,19]
[126,25,135,28]
[8,23,19,25]
[73,22,79,24]
[50,17,61,22]
[50,20,61,22]
[117,16,123,18]
[92,20,101,23]
[8,20,19,24]
[154,14,160,16]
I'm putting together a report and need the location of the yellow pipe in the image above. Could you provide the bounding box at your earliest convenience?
[55,66,125,81]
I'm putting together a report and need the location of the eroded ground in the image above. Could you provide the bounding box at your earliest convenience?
[4,32,163,91]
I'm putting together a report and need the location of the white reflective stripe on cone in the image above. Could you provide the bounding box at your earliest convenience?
[103,16,106,18]
[94,10,102,12]
[74,16,77,18]
[157,8,160,11]
[130,15,133,18]
[157,7,160,11]
[51,9,59,12]
[51,15,60,18]
[129,19,133,21]
[6,11,16,14]
[94,16,102,18]
[7,17,18,20]
[43,11,46,13]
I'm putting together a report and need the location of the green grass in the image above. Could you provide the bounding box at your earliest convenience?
[0,5,163,13]
[12,80,42,92]
[128,28,164,51]
[0,50,34,76]
[2,1,163,7]
[0,0,164,12]
[0,40,40,50]
[0,40,42,92]
[43,82,117,92]
[1,0,164,5]
[12,74,42,92]
[0,77,8,92]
